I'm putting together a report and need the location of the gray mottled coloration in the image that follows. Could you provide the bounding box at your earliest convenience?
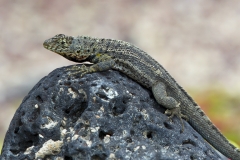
[43,34,240,160]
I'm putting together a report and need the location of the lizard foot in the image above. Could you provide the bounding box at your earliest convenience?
[66,65,89,77]
[165,103,188,133]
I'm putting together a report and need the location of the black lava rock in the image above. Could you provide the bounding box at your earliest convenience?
[0,65,222,160]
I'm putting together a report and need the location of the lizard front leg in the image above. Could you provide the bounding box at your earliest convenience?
[152,82,187,132]
[68,54,115,77]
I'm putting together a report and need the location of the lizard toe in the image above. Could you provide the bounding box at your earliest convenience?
[164,106,187,133]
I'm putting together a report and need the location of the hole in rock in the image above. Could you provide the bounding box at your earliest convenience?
[146,131,153,139]
[36,95,43,103]
[163,122,173,130]
[99,130,113,140]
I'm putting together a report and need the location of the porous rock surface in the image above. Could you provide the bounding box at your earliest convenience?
[0,65,221,160]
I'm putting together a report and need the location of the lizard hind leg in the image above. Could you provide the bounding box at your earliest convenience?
[152,82,188,132]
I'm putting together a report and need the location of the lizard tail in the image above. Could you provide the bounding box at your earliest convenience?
[184,105,240,160]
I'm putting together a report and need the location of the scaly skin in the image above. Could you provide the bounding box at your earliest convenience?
[43,34,240,160]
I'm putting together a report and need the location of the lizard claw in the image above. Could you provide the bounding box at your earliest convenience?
[79,71,87,77]
[165,103,188,133]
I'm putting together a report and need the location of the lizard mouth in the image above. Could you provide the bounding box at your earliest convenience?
[43,39,60,53]
[43,39,51,49]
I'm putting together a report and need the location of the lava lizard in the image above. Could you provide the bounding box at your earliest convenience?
[43,34,240,160]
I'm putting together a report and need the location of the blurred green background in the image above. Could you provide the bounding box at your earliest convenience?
[0,0,240,152]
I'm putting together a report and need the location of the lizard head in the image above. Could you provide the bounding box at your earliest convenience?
[43,34,74,55]
[43,34,92,62]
